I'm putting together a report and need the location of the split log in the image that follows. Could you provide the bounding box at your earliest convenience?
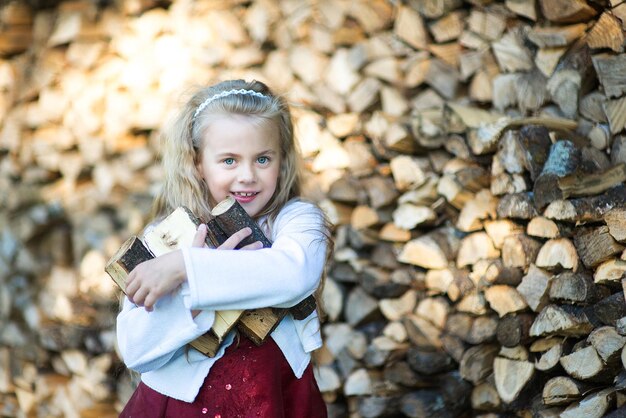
[516,264,553,312]
[605,208,626,242]
[484,285,528,317]
[539,0,597,23]
[529,304,594,337]
[573,225,624,269]
[535,238,579,271]
[586,12,624,52]
[542,376,590,406]
[459,344,499,385]
[592,53,626,99]
[533,140,581,211]
[588,326,626,364]
[560,388,616,418]
[560,345,617,382]
[557,163,626,200]
[549,271,605,305]
[501,234,542,270]
[496,313,534,347]
[493,356,534,404]
[496,192,539,220]
[543,185,626,223]
[532,338,570,372]
[594,259,626,285]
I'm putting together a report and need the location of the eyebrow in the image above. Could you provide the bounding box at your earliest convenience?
[214,150,277,158]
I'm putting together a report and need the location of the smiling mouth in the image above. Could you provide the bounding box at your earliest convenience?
[232,192,259,197]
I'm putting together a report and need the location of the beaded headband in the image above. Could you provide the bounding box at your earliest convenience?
[193,89,268,120]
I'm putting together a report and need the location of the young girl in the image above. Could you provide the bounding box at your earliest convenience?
[116,79,330,417]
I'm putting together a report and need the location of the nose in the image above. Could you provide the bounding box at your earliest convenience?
[237,162,257,183]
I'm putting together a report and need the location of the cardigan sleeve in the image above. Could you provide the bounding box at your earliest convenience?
[181,200,328,311]
[116,292,215,373]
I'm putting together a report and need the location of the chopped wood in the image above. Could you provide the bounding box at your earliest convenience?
[502,234,542,270]
[456,232,500,268]
[551,270,607,305]
[542,376,589,406]
[533,140,581,210]
[517,264,552,312]
[588,326,626,363]
[527,23,587,48]
[560,388,616,418]
[459,344,499,384]
[529,304,594,337]
[497,192,540,220]
[527,216,563,239]
[603,96,626,134]
[534,338,569,372]
[393,6,428,50]
[603,211,626,251]
[543,185,626,223]
[592,53,626,98]
[484,285,528,317]
[494,356,534,404]
[484,219,524,249]
[535,238,580,271]
[587,12,624,52]
[560,345,615,382]
[573,225,624,269]
[496,312,534,347]
[594,259,626,284]
[505,0,537,20]
[539,0,598,23]
[558,163,626,199]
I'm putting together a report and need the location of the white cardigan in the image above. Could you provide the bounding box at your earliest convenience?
[116,200,327,402]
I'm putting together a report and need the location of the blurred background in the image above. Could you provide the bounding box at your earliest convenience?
[1,0,626,416]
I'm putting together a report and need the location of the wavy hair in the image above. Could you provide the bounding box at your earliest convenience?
[151,79,301,225]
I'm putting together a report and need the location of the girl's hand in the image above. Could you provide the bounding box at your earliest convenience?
[126,224,211,311]
[218,227,263,251]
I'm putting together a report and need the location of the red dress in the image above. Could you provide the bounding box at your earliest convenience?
[119,335,328,418]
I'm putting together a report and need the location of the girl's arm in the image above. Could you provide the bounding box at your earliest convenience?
[116,292,215,372]
[126,201,328,312]
[183,201,328,311]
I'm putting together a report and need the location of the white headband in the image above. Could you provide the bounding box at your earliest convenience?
[193,89,268,120]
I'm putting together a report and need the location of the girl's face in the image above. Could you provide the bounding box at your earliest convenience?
[197,115,281,217]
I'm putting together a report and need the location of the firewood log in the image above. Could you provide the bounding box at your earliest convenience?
[594,259,626,285]
[588,326,626,364]
[532,337,571,372]
[539,0,597,23]
[533,140,581,211]
[543,185,626,223]
[605,208,626,243]
[484,285,528,317]
[535,238,580,271]
[493,356,535,404]
[542,376,590,406]
[496,192,539,220]
[459,344,498,384]
[560,344,618,382]
[496,313,534,348]
[529,304,594,337]
[549,271,607,305]
[592,53,626,99]
[560,388,616,418]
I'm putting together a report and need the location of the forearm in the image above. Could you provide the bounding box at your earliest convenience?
[116,293,215,372]
[182,237,326,310]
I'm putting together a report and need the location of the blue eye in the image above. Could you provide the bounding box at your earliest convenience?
[257,156,269,164]
[224,158,235,165]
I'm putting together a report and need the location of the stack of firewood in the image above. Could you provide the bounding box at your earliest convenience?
[1,0,625,416]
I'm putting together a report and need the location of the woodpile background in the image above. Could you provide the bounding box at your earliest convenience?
[1,0,626,416]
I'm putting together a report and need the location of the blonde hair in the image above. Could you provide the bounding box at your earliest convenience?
[152,79,301,224]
